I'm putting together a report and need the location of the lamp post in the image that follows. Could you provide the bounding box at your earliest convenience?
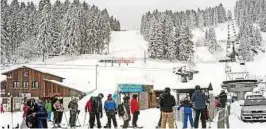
[96,65,98,90]
[8,92,13,128]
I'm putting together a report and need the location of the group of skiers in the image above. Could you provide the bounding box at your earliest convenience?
[18,86,227,129]
[22,96,79,128]
[84,93,140,129]
[156,86,228,129]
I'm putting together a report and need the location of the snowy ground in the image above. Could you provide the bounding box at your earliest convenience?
[1,22,266,128]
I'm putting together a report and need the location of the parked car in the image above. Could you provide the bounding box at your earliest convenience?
[241,99,266,122]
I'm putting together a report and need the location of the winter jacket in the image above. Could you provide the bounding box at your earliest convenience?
[159,92,176,112]
[51,97,58,112]
[214,99,220,107]
[191,90,208,110]
[122,102,131,121]
[91,97,103,114]
[23,105,29,118]
[177,100,193,114]
[68,100,79,112]
[85,99,92,112]
[0,105,4,112]
[45,102,52,112]
[53,101,64,112]
[35,103,48,120]
[130,98,140,114]
[219,92,227,103]
[104,99,117,111]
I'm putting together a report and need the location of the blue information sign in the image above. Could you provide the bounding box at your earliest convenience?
[118,84,143,93]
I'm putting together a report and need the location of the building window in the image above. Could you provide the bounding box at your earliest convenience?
[13,81,20,88]
[32,81,39,88]
[23,81,29,88]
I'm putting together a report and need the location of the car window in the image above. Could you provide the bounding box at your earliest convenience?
[244,99,266,106]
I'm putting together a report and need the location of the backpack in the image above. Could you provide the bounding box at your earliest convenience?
[117,103,125,117]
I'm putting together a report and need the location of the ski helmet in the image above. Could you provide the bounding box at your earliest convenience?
[195,85,201,90]
[98,93,104,99]
[164,87,171,93]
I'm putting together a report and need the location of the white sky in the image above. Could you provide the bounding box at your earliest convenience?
[14,0,237,29]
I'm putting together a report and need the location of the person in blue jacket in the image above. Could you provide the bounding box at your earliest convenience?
[104,94,117,128]
[32,99,48,128]
[178,98,193,128]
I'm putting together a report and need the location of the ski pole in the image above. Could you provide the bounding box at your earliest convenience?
[83,112,87,126]
[63,111,69,126]
[76,113,81,127]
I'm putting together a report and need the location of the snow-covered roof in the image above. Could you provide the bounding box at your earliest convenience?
[1,65,65,79]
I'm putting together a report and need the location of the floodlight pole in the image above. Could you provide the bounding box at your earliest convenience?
[96,65,98,90]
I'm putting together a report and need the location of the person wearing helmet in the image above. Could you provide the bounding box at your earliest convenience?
[191,85,208,128]
[159,87,176,128]
[219,90,227,108]
[104,94,117,128]
[89,93,104,128]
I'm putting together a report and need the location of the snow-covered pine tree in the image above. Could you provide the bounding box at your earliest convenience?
[60,0,82,55]
[196,9,204,28]
[259,12,266,32]
[212,7,219,25]
[204,7,212,26]
[217,3,227,23]
[178,26,194,61]
[147,18,159,59]
[9,0,20,57]
[36,0,52,60]
[207,27,222,53]
[172,27,181,59]
[162,15,175,60]
[1,0,10,64]
[50,0,63,55]
[79,1,90,54]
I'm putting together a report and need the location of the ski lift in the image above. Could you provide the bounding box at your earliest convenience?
[181,74,188,83]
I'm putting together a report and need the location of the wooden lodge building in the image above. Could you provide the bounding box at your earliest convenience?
[1,66,83,98]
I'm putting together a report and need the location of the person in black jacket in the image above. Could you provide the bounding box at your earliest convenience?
[90,93,104,128]
[159,87,176,128]
[219,90,227,108]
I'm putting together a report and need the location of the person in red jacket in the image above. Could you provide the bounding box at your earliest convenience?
[85,96,93,127]
[22,103,29,118]
[0,103,4,113]
[130,94,140,127]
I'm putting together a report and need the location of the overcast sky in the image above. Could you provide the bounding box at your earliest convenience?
[14,0,237,29]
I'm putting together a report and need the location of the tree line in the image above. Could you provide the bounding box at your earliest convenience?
[1,0,120,64]
[140,4,227,61]
[235,0,265,61]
